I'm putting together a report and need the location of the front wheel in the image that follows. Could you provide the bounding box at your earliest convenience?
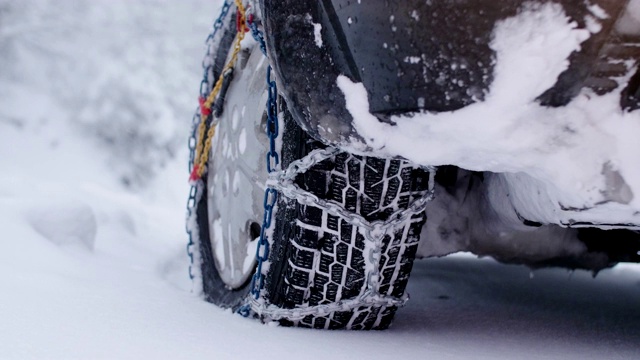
[189,4,434,330]
[195,102,433,329]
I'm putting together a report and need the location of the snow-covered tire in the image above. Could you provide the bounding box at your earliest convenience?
[193,5,432,329]
[262,111,432,330]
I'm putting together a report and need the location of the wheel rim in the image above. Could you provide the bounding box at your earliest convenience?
[206,41,270,290]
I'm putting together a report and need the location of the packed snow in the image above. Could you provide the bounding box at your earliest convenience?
[339,2,640,226]
[1,1,639,359]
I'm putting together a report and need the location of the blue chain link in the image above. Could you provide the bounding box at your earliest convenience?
[265,68,280,173]
[187,1,233,281]
[188,2,278,316]
[237,16,280,317]
[199,0,233,102]
[248,20,267,56]
[248,66,279,300]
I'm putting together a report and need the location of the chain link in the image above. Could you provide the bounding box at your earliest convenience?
[242,144,434,320]
[245,64,280,304]
[237,4,277,317]
[248,19,267,56]
[248,292,408,322]
[271,148,435,232]
[186,1,233,281]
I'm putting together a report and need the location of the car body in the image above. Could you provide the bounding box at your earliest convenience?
[260,0,640,269]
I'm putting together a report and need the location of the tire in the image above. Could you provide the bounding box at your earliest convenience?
[262,109,432,330]
[193,5,433,329]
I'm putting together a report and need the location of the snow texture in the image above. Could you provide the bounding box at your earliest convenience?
[306,14,323,48]
[0,1,639,359]
[339,3,640,226]
[0,0,211,189]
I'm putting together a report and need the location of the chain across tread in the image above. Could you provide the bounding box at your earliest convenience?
[256,139,433,329]
[271,148,434,232]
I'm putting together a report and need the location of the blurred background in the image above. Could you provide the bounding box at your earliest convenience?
[0,0,215,189]
[0,2,224,353]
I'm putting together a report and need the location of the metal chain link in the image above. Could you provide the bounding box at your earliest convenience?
[186,1,233,281]
[236,7,278,317]
[247,66,279,299]
[248,20,266,56]
[245,148,435,321]
[271,148,435,232]
[249,292,408,322]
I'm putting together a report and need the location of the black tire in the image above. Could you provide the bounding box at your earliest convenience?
[194,6,432,329]
[262,109,432,330]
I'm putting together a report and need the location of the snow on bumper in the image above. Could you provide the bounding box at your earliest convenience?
[338,3,640,230]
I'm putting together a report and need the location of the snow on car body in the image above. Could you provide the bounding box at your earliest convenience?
[189,0,640,330]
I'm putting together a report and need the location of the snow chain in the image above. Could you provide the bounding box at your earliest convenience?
[186,0,234,281]
[239,146,435,321]
[190,0,248,182]
[188,1,435,322]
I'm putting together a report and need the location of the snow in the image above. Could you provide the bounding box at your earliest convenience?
[26,199,98,250]
[0,0,639,359]
[312,23,323,48]
[239,128,247,154]
[213,219,226,268]
[338,2,640,226]
[243,237,259,275]
[304,14,323,48]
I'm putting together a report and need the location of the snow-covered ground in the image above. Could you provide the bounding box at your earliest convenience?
[1,1,639,359]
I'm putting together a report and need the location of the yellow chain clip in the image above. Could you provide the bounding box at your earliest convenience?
[191,0,248,181]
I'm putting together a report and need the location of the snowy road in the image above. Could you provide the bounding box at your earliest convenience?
[397,258,640,360]
[1,225,639,360]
